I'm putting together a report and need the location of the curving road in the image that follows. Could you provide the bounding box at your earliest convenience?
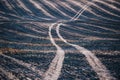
[0,0,120,80]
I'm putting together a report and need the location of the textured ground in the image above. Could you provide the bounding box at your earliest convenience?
[0,0,120,80]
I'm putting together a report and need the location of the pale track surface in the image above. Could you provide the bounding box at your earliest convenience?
[55,0,116,79]
[0,0,120,80]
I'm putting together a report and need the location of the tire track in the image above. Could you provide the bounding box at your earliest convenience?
[43,23,65,80]
[55,0,116,79]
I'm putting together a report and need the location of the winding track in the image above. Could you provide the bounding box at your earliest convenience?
[43,23,65,80]
[51,0,116,80]
[56,24,116,80]
[0,0,120,80]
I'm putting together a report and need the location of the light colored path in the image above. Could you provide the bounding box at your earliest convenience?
[43,23,65,80]
[55,0,116,79]
[56,23,116,80]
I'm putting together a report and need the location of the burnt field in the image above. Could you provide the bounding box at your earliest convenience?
[0,0,120,80]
